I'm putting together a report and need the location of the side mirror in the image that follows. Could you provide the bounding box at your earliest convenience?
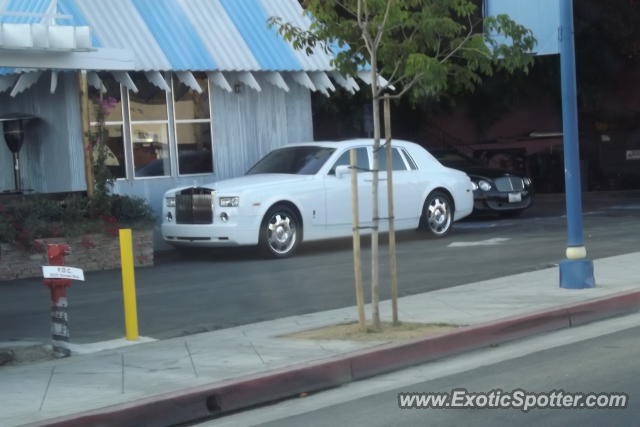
[334,165,351,178]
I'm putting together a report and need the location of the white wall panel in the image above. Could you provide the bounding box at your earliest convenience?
[212,78,313,180]
[0,73,84,193]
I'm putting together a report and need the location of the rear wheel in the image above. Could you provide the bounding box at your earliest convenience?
[259,205,300,258]
[421,191,453,237]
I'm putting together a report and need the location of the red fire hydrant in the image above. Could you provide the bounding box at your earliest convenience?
[43,244,72,358]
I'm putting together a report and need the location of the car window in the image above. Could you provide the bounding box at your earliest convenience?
[378,147,408,171]
[329,147,369,174]
[246,146,336,175]
[401,148,418,170]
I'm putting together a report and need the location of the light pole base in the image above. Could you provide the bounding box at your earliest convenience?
[559,258,596,289]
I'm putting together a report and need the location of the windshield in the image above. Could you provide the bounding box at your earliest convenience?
[432,151,481,169]
[246,146,336,175]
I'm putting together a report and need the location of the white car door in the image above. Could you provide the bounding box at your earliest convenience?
[323,147,373,236]
[378,146,424,229]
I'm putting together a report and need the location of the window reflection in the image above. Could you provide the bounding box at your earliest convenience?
[132,124,170,177]
[102,125,125,178]
[176,123,213,175]
[378,148,408,171]
[173,73,213,175]
[174,73,210,120]
[331,148,369,174]
[129,74,168,121]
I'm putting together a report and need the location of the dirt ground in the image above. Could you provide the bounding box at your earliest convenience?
[285,321,462,342]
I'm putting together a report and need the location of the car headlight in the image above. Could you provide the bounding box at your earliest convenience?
[219,196,239,207]
[523,177,532,186]
[471,181,479,191]
[165,196,175,208]
[478,180,492,191]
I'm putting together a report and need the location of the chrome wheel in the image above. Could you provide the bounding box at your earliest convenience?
[261,206,299,257]
[424,192,452,237]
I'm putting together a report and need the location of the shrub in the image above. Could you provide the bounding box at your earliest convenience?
[0,193,155,251]
[110,195,155,225]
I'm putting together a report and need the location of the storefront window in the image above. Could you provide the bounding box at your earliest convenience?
[88,72,214,180]
[129,73,171,177]
[176,122,213,174]
[132,123,170,177]
[173,73,213,175]
[174,73,210,120]
[103,125,126,178]
[129,74,168,121]
[89,73,125,179]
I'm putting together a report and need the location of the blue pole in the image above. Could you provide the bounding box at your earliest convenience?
[558,0,595,289]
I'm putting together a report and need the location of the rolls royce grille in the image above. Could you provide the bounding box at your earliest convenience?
[494,177,524,192]
[176,188,213,224]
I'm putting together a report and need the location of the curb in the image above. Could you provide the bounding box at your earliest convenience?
[35,290,640,427]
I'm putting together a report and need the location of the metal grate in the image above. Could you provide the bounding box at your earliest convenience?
[176,188,213,224]
[494,176,525,192]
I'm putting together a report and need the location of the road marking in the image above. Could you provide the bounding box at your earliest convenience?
[610,204,640,210]
[455,222,511,229]
[448,238,510,248]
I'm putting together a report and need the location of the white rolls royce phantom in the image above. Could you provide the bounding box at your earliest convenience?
[162,139,473,257]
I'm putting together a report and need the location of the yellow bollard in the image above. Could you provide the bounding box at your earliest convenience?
[119,229,139,341]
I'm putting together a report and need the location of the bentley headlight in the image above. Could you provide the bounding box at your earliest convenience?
[523,177,532,186]
[471,181,479,191]
[478,180,492,191]
[165,196,176,208]
[219,196,240,207]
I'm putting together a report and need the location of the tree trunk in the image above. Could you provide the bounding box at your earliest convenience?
[78,71,94,197]
[370,59,381,331]
[350,149,367,332]
[384,95,399,325]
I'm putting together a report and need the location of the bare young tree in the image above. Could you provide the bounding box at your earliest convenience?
[271,0,535,331]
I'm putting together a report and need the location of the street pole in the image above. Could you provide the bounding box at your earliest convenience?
[558,0,595,289]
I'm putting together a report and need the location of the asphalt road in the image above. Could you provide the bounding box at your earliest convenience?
[1,191,639,343]
[248,323,640,427]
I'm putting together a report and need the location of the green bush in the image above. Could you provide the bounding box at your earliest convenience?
[0,193,155,250]
[110,195,155,224]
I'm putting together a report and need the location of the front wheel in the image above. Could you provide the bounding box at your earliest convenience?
[259,205,300,258]
[420,191,453,237]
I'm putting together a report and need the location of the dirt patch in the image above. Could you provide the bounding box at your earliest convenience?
[286,321,462,342]
[0,344,54,366]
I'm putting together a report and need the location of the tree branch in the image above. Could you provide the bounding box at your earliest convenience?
[333,0,358,18]
[384,61,403,87]
[438,23,475,64]
[372,0,393,50]
[377,72,423,100]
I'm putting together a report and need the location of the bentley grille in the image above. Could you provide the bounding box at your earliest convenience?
[494,176,525,192]
[176,188,214,224]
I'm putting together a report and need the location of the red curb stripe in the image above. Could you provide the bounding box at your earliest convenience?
[349,309,571,380]
[37,289,640,427]
[568,291,640,326]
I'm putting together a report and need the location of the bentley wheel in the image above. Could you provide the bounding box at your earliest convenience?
[259,205,300,258]
[421,191,453,237]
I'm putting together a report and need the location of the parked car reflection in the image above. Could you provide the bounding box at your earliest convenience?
[135,151,213,177]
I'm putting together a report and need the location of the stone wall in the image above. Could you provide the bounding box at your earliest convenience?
[0,229,153,281]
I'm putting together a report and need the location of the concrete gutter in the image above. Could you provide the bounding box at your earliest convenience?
[35,290,640,427]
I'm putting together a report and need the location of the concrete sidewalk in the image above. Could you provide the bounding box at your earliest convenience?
[1,252,639,427]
